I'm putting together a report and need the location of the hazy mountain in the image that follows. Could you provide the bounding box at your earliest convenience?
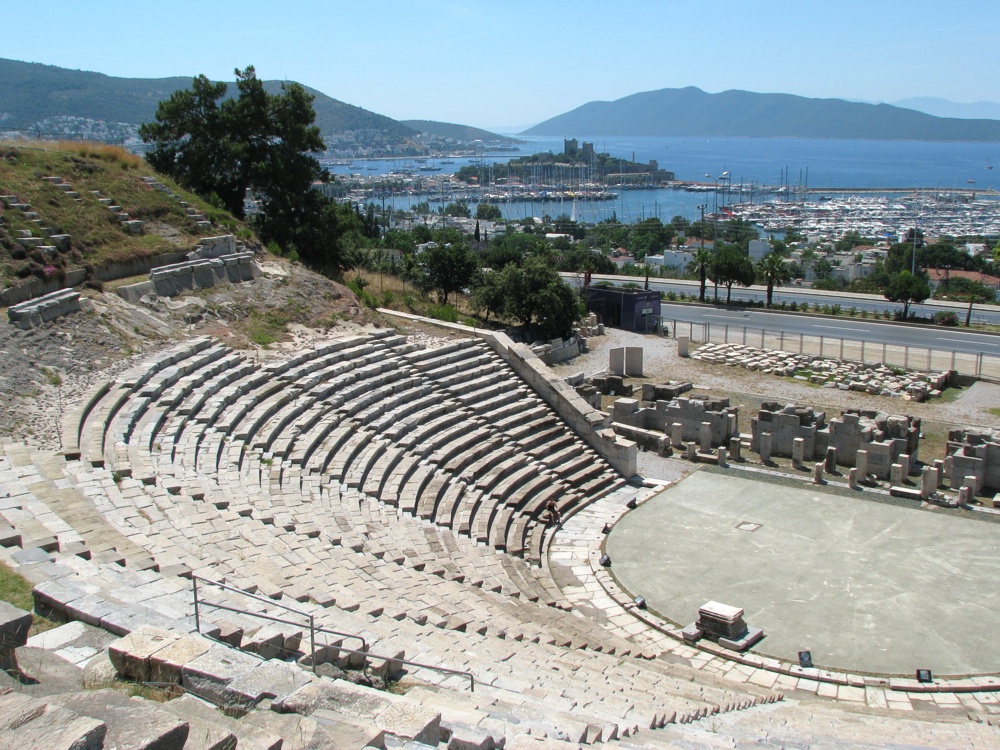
[401,120,519,143]
[0,58,414,137]
[523,87,1000,141]
[892,96,1000,121]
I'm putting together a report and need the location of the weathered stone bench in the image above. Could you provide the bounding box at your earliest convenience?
[7,289,82,330]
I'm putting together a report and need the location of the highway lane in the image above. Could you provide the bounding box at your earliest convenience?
[563,273,1000,326]
[658,304,1000,356]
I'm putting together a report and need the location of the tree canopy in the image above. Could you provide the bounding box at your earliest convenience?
[471,256,583,339]
[710,245,755,303]
[422,241,478,304]
[756,250,791,307]
[884,270,931,318]
[141,66,356,271]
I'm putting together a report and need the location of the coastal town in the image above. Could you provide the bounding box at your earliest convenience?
[5,13,1000,748]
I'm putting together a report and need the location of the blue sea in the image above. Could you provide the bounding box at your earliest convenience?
[331,135,1000,224]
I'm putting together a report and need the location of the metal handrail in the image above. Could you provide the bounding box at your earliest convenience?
[191,574,475,691]
[192,574,367,655]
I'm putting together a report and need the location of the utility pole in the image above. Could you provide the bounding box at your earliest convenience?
[698,204,706,252]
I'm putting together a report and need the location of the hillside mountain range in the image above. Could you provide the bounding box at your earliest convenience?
[892,96,1000,121]
[0,58,413,137]
[401,120,518,143]
[523,87,1000,141]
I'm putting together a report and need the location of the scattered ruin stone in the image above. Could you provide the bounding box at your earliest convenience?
[690,342,951,400]
[944,427,1000,493]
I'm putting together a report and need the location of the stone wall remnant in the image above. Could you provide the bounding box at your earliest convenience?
[944,428,1000,493]
[612,395,737,448]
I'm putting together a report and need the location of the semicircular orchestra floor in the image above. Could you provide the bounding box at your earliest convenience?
[605,469,1000,677]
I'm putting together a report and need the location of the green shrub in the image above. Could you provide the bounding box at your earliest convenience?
[427,303,459,323]
[934,311,959,327]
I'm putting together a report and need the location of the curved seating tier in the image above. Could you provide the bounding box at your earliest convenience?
[1,443,784,745]
[74,331,624,569]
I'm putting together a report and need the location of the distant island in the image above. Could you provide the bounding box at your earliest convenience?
[523,87,1000,142]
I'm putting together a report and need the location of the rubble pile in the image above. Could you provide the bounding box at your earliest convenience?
[690,343,951,401]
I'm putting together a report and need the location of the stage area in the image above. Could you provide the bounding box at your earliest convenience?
[605,469,1000,676]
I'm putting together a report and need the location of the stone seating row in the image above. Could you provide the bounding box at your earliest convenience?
[4,532,777,746]
[4,440,784,734]
[78,332,623,567]
[33,440,584,656]
[45,336,788,736]
[7,609,995,750]
[7,288,82,330]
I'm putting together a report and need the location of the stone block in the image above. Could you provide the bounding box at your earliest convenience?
[83,650,119,688]
[447,721,499,750]
[624,347,643,377]
[813,462,825,484]
[274,679,441,747]
[760,432,772,464]
[792,437,805,469]
[889,463,904,485]
[148,633,214,684]
[108,625,180,682]
[729,436,742,461]
[0,690,107,749]
[699,421,712,452]
[681,623,703,644]
[677,336,690,357]
[181,644,264,705]
[921,466,940,499]
[155,695,238,750]
[224,660,316,710]
[608,347,625,375]
[856,450,868,478]
[51,688,190,750]
[0,601,32,672]
[825,446,837,473]
[0,601,32,652]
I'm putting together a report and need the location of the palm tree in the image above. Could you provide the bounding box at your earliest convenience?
[756,251,791,307]
[687,247,712,302]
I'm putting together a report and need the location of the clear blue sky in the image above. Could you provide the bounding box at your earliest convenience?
[5,1,999,131]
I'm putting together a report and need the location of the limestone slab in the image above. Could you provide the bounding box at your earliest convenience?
[108,625,179,681]
[52,688,190,750]
[276,678,441,746]
[0,688,107,750]
[148,633,214,684]
[181,643,264,705]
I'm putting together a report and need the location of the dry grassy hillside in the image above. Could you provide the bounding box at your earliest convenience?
[0,141,246,290]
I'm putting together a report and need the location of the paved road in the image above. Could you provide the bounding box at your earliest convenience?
[564,273,1000,326]
[658,304,1000,357]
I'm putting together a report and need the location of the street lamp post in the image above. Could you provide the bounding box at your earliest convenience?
[698,204,706,252]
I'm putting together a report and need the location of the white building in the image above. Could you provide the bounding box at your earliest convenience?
[646,249,694,269]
